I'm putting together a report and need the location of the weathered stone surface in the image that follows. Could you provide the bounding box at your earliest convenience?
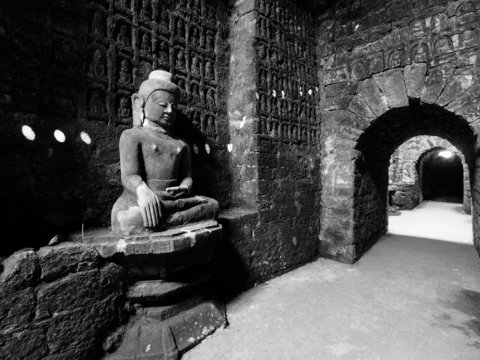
[421,65,455,104]
[347,94,376,121]
[37,243,101,282]
[446,84,480,123]
[0,328,48,360]
[0,250,39,292]
[103,319,178,360]
[167,302,226,353]
[37,263,124,319]
[0,287,36,333]
[76,220,222,258]
[437,74,474,107]
[0,243,127,360]
[373,69,408,109]
[127,272,210,306]
[404,64,427,99]
[142,296,204,322]
[357,78,389,116]
[46,295,122,359]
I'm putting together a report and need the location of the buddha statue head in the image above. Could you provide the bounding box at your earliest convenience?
[131,70,180,130]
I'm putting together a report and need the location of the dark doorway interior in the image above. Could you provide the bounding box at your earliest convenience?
[421,150,463,203]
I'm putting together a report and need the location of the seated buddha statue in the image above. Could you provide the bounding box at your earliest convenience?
[111,70,218,237]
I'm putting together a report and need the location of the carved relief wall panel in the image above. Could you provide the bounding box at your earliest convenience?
[87,0,224,141]
[319,0,480,86]
[254,0,319,148]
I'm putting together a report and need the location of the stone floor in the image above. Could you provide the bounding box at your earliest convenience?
[184,201,480,360]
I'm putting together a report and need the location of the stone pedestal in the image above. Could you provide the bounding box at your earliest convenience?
[72,220,225,359]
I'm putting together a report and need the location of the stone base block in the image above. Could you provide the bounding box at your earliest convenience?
[127,271,211,306]
[103,302,226,360]
[71,220,222,258]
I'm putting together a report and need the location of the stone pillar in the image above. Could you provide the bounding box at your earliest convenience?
[227,0,259,208]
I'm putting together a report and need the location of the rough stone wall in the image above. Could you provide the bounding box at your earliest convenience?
[317,0,480,262]
[389,135,470,211]
[0,0,230,255]
[217,0,321,294]
[254,0,321,277]
[0,244,126,360]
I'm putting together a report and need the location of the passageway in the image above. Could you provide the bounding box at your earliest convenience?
[419,149,463,203]
[185,202,480,360]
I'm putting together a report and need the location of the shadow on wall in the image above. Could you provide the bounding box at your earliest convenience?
[0,110,117,256]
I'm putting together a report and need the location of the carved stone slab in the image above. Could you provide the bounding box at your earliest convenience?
[71,220,222,258]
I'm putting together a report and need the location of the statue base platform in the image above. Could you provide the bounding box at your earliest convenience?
[71,220,225,359]
[71,220,222,280]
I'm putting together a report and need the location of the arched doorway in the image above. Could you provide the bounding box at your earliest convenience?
[417,147,464,203]
[320,101,478,264]
[354,103,475,257]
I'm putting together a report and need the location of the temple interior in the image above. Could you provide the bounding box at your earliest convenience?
[1,0,480,359]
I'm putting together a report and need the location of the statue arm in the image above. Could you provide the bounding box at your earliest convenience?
[119,131,143,194]
[119,131,161,227]
[179,143,193,195]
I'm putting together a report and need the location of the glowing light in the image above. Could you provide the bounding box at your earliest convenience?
[54,130,66,143]
[227,143,233,152]
[308,89,313,96]
[438,150,454,159]
[80,131,92,145]
[21,125,35,141]
[272,90,277,97]
[205,143,211,154]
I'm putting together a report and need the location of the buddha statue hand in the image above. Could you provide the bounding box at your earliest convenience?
[136,182,161,228]
[165,185,190,199]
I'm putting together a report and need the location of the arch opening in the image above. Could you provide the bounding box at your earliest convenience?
[418,147,463,204]
[352,104,476,261]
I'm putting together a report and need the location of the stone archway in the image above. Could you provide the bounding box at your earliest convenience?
[388,137,471,213]
[415,145,471,211]
[319,66,480,264]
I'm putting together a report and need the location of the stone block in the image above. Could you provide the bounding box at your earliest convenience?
[347,94,376,121]
[357,78,389,116]
[0,287,36,333]
[46,295,123,358]
[75,220,222,258]
[446,84,480,123]
[0,328,48,360]
[166,302,226,353]
[37,243,101,282]
[437,74,474,107]
[142,296,204,322]
[103,319,178,360]
[36,263,124,319]
[127,271,210,307]
[0,249,39,292]
[373,69,408,109]
[421,64,455,104]
[404,63,427,99]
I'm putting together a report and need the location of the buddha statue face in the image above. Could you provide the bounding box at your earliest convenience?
[144,90,178,130]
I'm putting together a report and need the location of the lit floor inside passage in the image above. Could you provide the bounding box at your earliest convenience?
[184,201,480,360]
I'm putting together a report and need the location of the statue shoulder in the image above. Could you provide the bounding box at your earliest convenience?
[119,127,144,145]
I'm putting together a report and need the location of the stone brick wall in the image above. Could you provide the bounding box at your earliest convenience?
[389,135,471,211]
[254,0,321,278]
[216,0,321,294]
[0,0,230,255]
[317,0,480,262]
[0,244,126,360]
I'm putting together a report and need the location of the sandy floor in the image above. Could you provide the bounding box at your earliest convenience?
[184,201,480,360]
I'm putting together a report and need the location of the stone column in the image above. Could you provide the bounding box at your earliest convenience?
[227,0,259,208]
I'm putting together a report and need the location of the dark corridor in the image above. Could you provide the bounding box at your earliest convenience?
[421,150,463,203]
